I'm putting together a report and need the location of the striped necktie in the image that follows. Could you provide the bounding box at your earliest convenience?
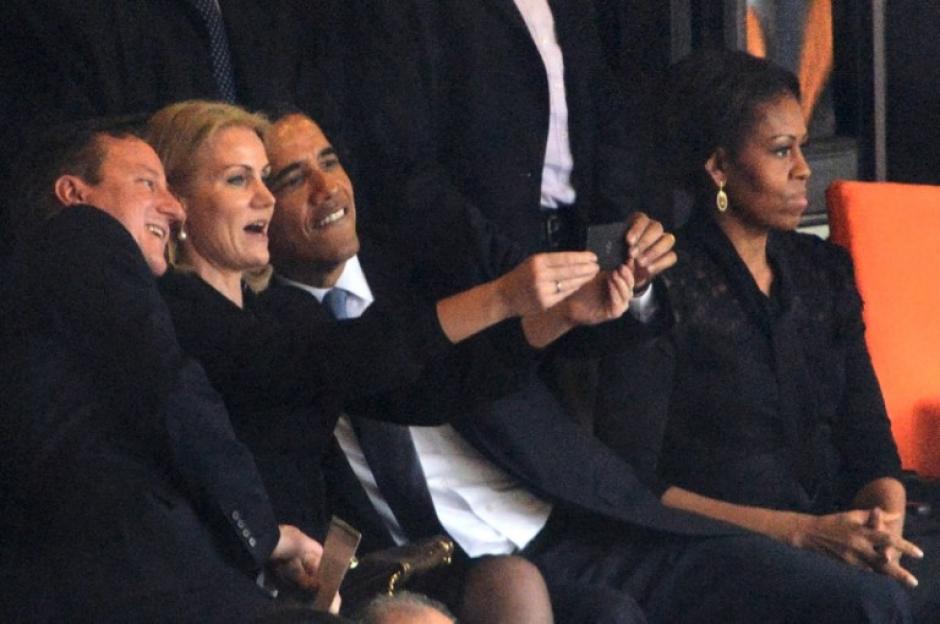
[189,0,238,102]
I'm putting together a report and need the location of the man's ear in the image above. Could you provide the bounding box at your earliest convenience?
[53,175,90,207]
[704,148,729,189]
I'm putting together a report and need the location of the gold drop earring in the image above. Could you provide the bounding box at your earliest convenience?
[716,180,728,213]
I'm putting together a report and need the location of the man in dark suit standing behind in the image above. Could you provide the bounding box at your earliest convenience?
[0,119,332,622]
[340,1,645,277]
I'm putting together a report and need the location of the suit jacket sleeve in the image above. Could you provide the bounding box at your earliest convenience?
[36,207,280,569]
[455,373,736,537]
[341,243,540,425]
[348,319,538,425]
[161,272,454,417]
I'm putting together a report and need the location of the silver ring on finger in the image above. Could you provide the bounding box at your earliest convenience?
[555,280,563,294]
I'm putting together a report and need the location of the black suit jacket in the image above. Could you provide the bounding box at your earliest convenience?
[316,242,737,560]
[0,207,279,621]
[339,0,642,288]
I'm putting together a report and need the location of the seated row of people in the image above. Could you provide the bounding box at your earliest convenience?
[0,110,597,621]
[0,50,931,622]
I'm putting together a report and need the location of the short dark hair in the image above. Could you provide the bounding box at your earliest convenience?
[658,48,801,198]
[264,102,308,125]
[11,115,147,243]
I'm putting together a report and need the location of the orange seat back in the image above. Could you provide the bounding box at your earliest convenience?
[827,180,940,476]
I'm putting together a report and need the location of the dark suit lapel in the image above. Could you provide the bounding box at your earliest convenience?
[322,438,398,553]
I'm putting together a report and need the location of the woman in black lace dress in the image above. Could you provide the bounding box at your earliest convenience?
[597,50,934,605]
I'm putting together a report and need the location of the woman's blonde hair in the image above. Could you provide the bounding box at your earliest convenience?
[146,99,270,195]
[145,100,272,289]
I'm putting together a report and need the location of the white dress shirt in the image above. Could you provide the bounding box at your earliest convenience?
[275,255,373,318]
[513,0,576,209]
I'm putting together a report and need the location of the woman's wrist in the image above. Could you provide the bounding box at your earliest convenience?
[435,279,512,344]
[491,273,520,321]
[521,306,575,349]
[778,511,812,548]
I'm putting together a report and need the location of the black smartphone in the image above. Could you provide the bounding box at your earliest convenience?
[585,222,629,271]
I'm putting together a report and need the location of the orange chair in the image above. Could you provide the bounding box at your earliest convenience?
[827,180,940,477]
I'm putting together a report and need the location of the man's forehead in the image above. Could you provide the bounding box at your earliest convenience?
[270,115,330,158]
[98,133,147,153]
[99,135,162,169]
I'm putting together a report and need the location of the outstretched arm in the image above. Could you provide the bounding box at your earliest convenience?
[435,251,599,344]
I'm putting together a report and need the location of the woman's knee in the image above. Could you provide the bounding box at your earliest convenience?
[460,555,553,624]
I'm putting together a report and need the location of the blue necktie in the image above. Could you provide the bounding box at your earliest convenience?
[189,0,238,102]
[321,288,446,539]
[322,287,350,320]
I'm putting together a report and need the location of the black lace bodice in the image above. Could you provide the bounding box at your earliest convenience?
[653,216,901,513]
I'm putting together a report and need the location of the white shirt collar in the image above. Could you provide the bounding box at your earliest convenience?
[275,255,374,310]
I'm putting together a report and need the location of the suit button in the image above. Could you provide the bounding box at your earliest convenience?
[232,511,241,521]
[249,537,257,548]
[237,520,246,529]
[242,529,251,538]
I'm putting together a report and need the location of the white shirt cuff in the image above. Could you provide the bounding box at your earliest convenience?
[629,283,658,323]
